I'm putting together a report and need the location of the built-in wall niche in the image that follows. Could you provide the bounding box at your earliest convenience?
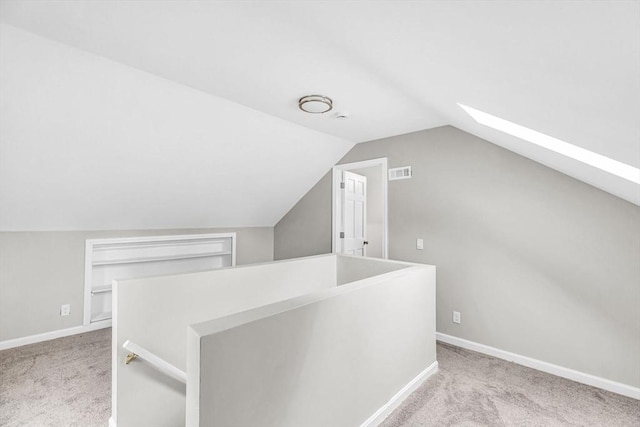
[83,233,236,326]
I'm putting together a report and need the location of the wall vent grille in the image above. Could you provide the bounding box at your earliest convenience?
[388,166,412,181]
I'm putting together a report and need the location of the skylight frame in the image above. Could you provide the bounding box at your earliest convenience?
[458,103,640,185]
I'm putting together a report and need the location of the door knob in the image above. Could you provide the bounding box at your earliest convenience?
[363,241,369,245]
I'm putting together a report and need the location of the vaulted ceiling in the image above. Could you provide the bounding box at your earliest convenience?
[1,1,638,230]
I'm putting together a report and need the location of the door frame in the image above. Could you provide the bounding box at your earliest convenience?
[332,157,388,258]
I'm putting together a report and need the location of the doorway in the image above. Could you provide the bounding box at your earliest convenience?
[332,158,388,258]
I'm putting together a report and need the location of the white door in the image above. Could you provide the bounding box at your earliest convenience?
[341,171,367,256]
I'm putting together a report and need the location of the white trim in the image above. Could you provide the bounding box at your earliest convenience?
[84,232,237,246]
[84,239,93,325]
[436,333,640,400]
[360,361,438,427]
[332,158,388,259]
[108,417,116,427]
[0,320,111,351]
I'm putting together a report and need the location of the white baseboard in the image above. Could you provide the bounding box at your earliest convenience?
[436,332,640,400]
[0,320,112,351]
[361,360,439,427]
[108,417,116,427]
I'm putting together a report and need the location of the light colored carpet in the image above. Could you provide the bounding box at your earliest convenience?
[1,330,638,426]
[381,343,640,427]
[0,328,111,427]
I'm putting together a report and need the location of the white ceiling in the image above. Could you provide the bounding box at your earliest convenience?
[1,1,638,230]
[0,24,353,230]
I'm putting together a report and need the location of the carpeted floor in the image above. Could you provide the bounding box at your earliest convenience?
[0,329,638,426]
[0,328,111,427]
[381,343,640,427]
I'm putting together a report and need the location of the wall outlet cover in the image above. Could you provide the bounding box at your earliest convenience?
[416,238,424,250]
[60,304,71,316]
[453,311,461,324]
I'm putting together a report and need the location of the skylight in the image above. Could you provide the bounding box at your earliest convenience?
[458,103,640,185]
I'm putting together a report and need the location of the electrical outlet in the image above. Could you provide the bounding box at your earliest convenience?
[452,311,461,324]
[416,238,424,250]
[60,304,71,317]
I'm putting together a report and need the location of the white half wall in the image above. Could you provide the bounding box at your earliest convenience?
[187,257,436,426]
[113,255,336,427]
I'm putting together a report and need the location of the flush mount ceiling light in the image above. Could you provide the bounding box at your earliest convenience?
[299,95,333,114]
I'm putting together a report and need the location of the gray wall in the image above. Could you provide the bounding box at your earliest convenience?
[274,172,333,260]
[274,125,640,388]
[0,227,273,342]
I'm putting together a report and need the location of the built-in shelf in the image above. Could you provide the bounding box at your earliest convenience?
[91,251,232,266]
[84,233,236,325]
[92,311,112,323]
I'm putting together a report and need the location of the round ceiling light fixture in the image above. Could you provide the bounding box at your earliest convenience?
[298,95,333,114]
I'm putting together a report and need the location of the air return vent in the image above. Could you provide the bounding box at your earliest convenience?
[388,166,412,181]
